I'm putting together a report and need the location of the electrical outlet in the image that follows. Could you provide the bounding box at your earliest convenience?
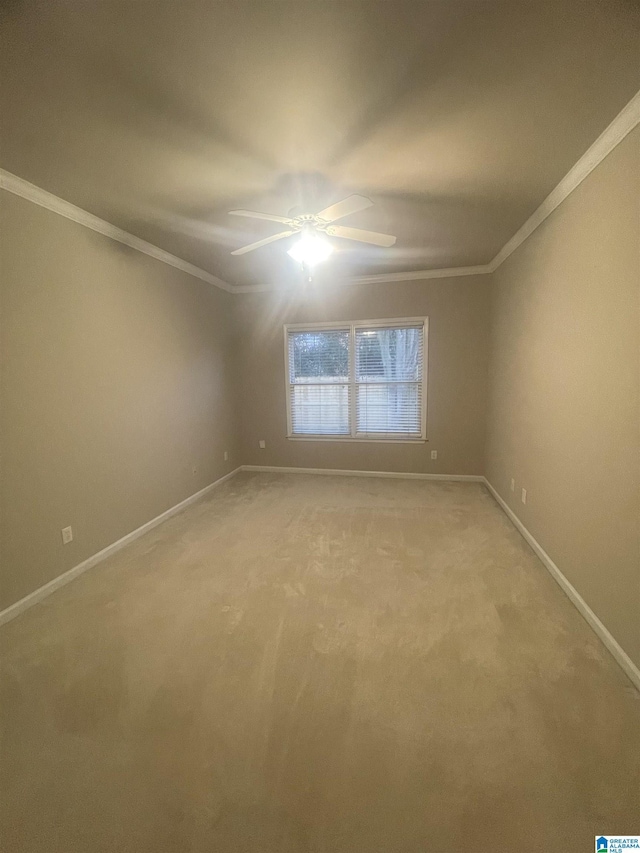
[510,478,515,492]
[521,488,527,505]
[259,440,266,449]
[224,451,228,461]
[61,526,73,545]
[430,450,437,460]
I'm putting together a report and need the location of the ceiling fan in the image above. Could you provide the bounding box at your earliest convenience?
[228,194,396,266]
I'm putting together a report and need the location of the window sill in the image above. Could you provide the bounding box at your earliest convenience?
[287,436,427,444]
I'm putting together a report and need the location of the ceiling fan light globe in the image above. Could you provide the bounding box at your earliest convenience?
[287,234,334,266]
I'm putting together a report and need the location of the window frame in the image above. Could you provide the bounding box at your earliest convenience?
[284,317,428,443]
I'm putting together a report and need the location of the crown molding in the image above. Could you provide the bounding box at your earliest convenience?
[0,169,234,292]
[2,89,638,294]
[488,88,640,271]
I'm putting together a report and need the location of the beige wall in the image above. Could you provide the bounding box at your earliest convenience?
[486,126,640,669]
[0,192,239,610]
[234,277,490,475]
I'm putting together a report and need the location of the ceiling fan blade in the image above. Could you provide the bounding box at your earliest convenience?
[316,194,373,223]
[228,209,293,225]
[328,225,396,247]
[231,230,296,255]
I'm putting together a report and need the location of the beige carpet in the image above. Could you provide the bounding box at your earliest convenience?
[1,472,639,852]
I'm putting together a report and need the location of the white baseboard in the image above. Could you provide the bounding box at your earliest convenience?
[0,467,242,628]
[240,465,484,482]
[483,478,640,693]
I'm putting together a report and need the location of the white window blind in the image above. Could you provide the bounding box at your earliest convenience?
[287,329,350,435]
[286,319,426,440]
[355,325,424,437]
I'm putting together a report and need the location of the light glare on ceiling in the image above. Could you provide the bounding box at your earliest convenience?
[287,233,334,266]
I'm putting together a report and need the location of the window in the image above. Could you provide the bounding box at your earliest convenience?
[285,318,427,441]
